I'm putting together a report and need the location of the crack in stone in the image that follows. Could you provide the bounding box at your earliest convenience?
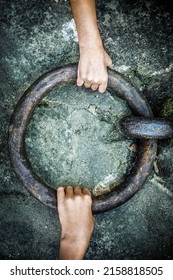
[38,100,122,134]
[150,175,173,198]
[150,64,173,76]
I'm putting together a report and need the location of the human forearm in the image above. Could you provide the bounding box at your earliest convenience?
[70,0,102,48]
[69,0,112,93]
[57,187,94,260]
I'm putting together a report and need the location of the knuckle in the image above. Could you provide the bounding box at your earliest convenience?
[74,195,83,203]
[87,76,93,82]
[102,79,107,83]
[65,197,73,204]
[84,195,92,203]
[80,72,87,80]
[80,75,85,80]
[102,76,108,83]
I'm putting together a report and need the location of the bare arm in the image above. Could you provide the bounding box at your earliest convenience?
[57,186,94,260]
[70,0,112,93]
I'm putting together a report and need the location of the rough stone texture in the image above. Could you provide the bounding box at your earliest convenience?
[0,0,173,259]
[25,85,132,194]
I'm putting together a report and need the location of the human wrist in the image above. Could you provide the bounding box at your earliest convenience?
[60,233,90,248]
[59,236,89,260]
[79,37,104,56]
[79,31,103,50]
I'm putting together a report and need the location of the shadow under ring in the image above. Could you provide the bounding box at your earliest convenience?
[8,63,157,214]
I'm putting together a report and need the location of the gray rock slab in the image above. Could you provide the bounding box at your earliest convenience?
[25,85,132,194]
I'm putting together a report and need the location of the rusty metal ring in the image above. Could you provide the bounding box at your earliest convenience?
[8,63,157,214]
[120,116,173,139]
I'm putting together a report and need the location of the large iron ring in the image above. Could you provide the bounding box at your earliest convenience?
[8,63,157,214]
[120,116,173,139]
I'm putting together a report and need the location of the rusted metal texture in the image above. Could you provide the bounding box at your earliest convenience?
[119,116,173,139]
[8,63,157,214]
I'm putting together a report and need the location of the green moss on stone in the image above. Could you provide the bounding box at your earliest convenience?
[162,98,173,117]
[161,98,173,147]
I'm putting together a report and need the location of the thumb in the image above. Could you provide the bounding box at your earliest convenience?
[77,65,84,86]
[104,52,112,67]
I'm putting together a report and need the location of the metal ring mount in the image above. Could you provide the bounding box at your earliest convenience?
[119,116,173,139]
[8,64,157,214]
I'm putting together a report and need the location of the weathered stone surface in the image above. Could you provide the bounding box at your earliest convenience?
[0,193,59,259]
[0,0,173,260]
[25,85,132,195]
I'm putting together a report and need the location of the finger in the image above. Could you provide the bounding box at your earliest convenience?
[91,83,99,91]
[105,53,112,67]
[77,75,84,87]
[65,186,74,198]
[57,187,65,204]
[98,81,107,93]
[107,58,112,67]
[84,81,92,88]
[77,63,84,86]
[74,186,82,195]
[82,187,92,197]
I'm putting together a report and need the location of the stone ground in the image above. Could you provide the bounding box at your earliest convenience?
[0,0,173,259]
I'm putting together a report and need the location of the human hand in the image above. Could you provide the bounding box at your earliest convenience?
[77,45,112,93]
[57,186,94,260]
